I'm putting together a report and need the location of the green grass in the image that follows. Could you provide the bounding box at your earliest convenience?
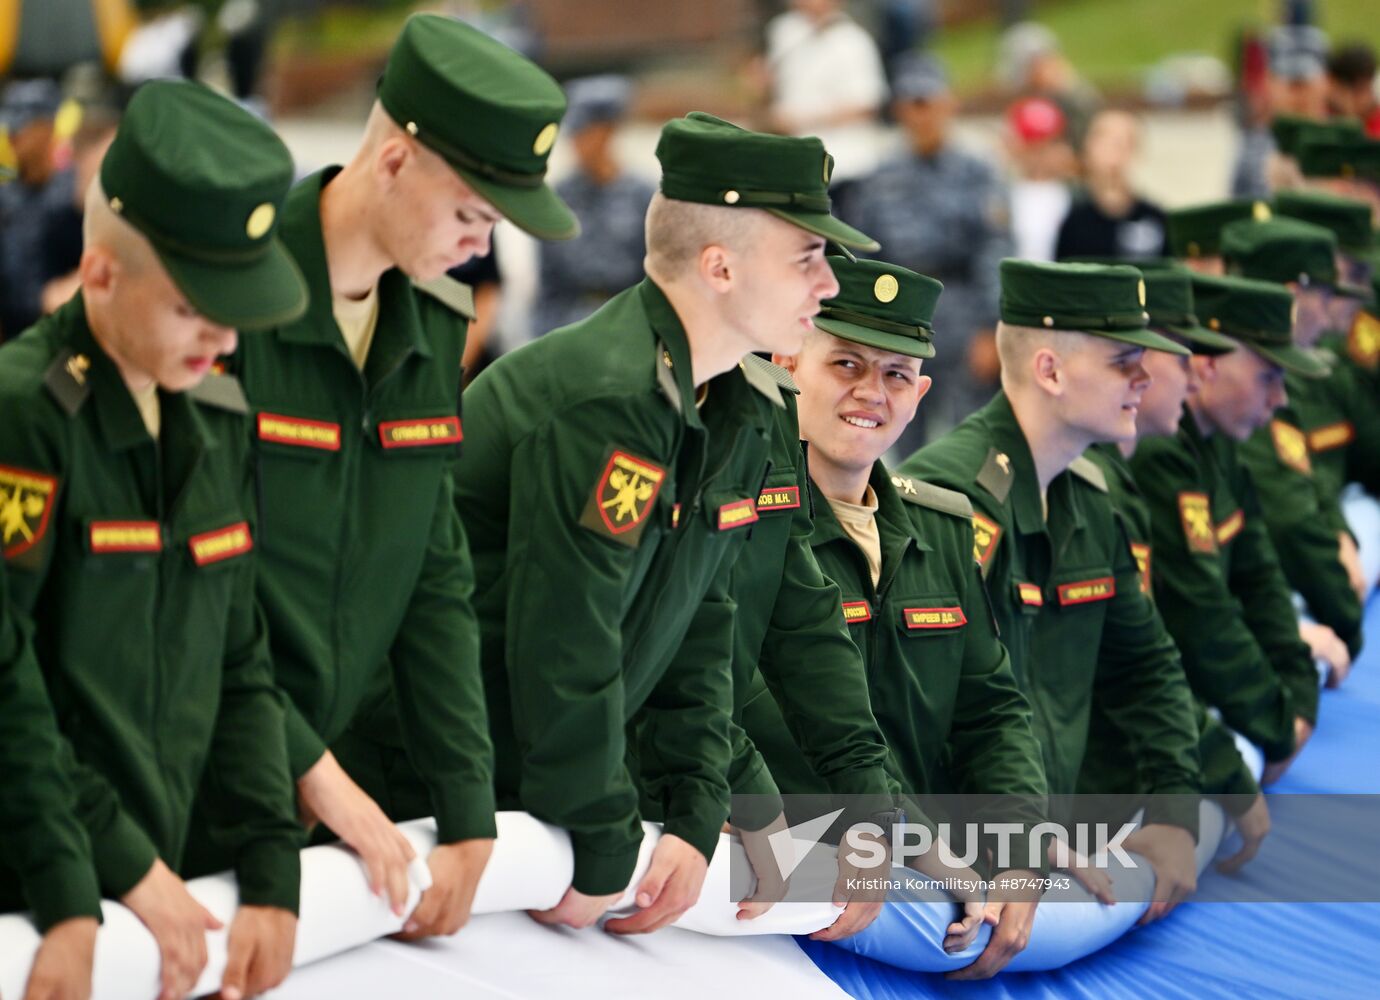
[934,0,1379,94]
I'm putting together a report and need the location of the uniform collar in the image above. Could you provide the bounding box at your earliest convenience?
[979,391,1046,536]
[1090,442,1139,497]
[806,461,932,553]
[638,277,704,430]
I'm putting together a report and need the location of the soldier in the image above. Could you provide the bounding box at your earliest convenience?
[0,80,308,1000]
[533,75,655,335]
[741,256,1052,977]
[200,14,581,940]
[1130,274,1326,787]
[1081,265,1272,873]
[839,52,1013,445]
[1221,216,1366,677]
[1165,197,1272,275]
[902,260,1203,923]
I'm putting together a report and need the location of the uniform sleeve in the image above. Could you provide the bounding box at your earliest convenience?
[387,469,496,843]
[500,401,671,895]
[1092,517,1202,837]
[1133,443,1301,761]
[1196,705,1260,816]
[634,567,738,863]
[1238,421,1362,656]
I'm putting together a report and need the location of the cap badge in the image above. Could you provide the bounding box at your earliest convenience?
[533,122,559,156]
[246,203,276,240]
[874,274,899,303]
[822,154,833,184]
[1253,201,1272,221]
[1138,279,1147,306]
[723,190,740,205]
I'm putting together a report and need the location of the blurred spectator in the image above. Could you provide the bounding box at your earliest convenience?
[839,52,1012,447]
[1327,42,1380,137]
[0,0,135,79]
[757,0,887,179]
[997,20,1101,146]
[872,0,938,83]
[38,103,122,316]
[1003,95,1076,260]
[1233,24,1329,197]
[1055,109,1167,260]
[0,79,62,340]
[533,75,653,337]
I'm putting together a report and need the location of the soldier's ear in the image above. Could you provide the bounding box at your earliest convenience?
[772,352,799,372]
[698,242,734,293]
[1031,346,1064,394]
[78,245,117,302]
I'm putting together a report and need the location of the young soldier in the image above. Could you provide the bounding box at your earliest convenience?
[205,15,580,939]
[1081,266,1272,874]
[1131,274,1326,787]
[903,260,1203,924]
[741,256,1051,977]
[1221,217,1365,677]
[0,80,307,1000]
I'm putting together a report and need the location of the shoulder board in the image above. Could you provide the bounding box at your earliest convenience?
[975,447,1014,504]
[412,276,477,320]
[43,348,91,417]
[738,354,790,410]
[655,343,683,415]
[1068,455,1109,492]
[742,353,800,394]
[187,372,249,414]
[889,473,973,519]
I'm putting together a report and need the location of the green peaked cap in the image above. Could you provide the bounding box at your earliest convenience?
[655,111,879,251]
[1191,273,1327,377]
[1166,198,1273,259]
[998,259,1188,355]
[1273,188,1376,253]
[1134,260,1237,354]
[1298,134,1380,181]
[99,79,307,331]
[1221,217,1340,288]
[1271,115,1363,158]
[814,256,943,359]
[378,13,578,241]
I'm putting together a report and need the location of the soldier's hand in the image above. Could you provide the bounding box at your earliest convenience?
[1123,824,1196,924]
[121,858,223,1000]
[943,899,985,955]
[217,905,296,1000]
[810,824,888,941]
[1048,837,1116,905]
[1338,530,1367,603]
[22,916,97,1000]
[296,751,417,915]
[1298,621,1350,687]
[395,838,494,939]
[735,813,790,921]
[604,833,709,934]
[947,876,1039,980]
[528,886,622,930]
[1217,793,1271,875]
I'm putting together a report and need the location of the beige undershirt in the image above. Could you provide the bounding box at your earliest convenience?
[333,283,381,370]
[827,485,882,588]
[132,383,160,439]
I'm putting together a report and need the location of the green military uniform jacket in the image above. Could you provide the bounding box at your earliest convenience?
[1130,408,1320,762]
[456,278,786,894]
[740,461,1048,849]
[0,296,300,928]
[1083,444,1259,810]
[1237,386,1363,656]
[903,392,1201,834]
[229,169,495,844]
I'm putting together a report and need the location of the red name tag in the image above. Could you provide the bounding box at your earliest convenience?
[903,606,967,629]
[90,521,162,553]
[717,498,759,531]
[755,485,801,512]
[842,600,872,623]
[378,416,463,449]
[1057,577,1115,605]
[1018,582,1044,607]
[257,413,341,451]
[188,521,253,566]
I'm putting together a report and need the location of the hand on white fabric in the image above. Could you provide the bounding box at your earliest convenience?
[605,834,709,935]
[1123,824,1196,925]
[948,876,1039,980]
[296,751,416,915]
[735,813,790,921]
[529,886,622,930]
[1048,837,1116,904]
[943,899,986,955]
[121,858,222,1000]
[1298,621,1350,687]
[1217,793,1271,875]
[397,838,495,939]
[809,824,888,942]
[217,905,297,999]
[22,916,97,1000]
[1338,530,1367,604]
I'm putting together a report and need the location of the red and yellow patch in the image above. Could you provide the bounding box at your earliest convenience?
[582,450,666,544]
[1178,491,1217,554]
[717,498,760,531]
[0,464,58,560]
[1018,582,1044,607]
[90,521,162,554]
[755,484,801,513]
[1057,577,1116,605]
[1130,542,1152,595]
[841,600,872,624]
[1347,310,1380,370]
[188,521,253,566]
[903,606,967,630]
[1270,419,1311,475]
[257,413,341,451]
[1215,509,1244,546]
[972,513,1002,567]
[378,416,462,449]
[1307,421,1355,453]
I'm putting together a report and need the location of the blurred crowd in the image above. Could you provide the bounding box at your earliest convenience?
[3,0,1380,445]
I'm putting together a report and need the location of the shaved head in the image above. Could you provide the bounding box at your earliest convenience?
[996,321,1090,388]
[643,192,764,280]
